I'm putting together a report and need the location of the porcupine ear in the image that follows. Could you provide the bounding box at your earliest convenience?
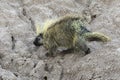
[39,33,43,38]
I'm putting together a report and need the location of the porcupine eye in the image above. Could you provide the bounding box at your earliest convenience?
[85,48,91,54]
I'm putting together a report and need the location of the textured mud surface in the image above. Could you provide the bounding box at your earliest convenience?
[0,0,120,80]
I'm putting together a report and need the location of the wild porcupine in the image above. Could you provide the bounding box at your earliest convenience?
[33,14,110,56]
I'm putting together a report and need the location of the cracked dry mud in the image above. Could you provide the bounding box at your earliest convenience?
[0,0,120,80]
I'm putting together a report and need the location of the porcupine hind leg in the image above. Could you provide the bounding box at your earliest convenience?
[73,36,90,55]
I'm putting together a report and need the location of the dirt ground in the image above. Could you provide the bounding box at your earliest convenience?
[0,0,120,80]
